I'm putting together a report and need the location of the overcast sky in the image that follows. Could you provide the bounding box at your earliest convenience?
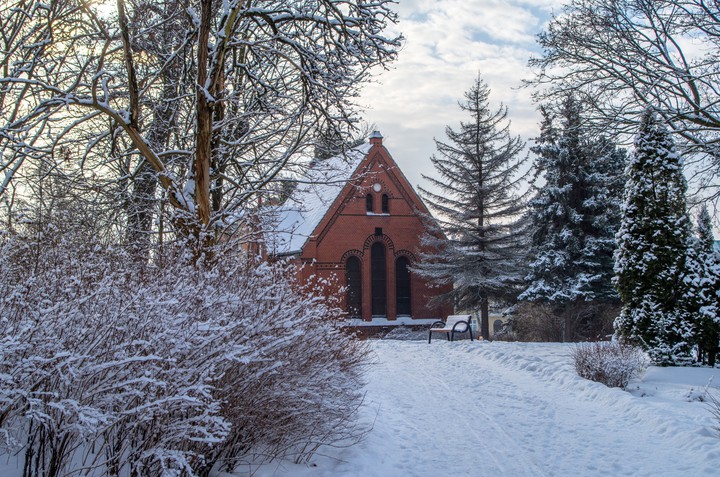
[358,0,564,190]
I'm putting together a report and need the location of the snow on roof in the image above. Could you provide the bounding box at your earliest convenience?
[266,143,371,256]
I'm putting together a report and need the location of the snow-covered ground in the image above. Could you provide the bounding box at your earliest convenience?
[237,336,720,477]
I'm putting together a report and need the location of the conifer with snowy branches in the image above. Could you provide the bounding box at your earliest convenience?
[683,205,720,365]
[517,97,625,342]
[697,204,715,254]
[614,110,694,365]
[415,75,530,340]
[520,97,626,316]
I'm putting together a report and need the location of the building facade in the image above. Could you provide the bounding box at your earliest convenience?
[269,132,452,323]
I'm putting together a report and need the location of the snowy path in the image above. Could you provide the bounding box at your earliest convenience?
[345,342,551,476]
[241,340,720,477]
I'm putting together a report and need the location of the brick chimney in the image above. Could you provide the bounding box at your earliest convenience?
[369,130,383,146]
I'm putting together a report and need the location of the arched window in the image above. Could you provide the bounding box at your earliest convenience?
[366,194,373,212]
[381,194,389,213]
[346,256,362,318]
[396,256,411,316]
[371,242,387,316]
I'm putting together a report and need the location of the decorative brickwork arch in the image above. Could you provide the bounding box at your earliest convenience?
[362,233,395,254]
[393,249,417,261]
[340,249,364,262]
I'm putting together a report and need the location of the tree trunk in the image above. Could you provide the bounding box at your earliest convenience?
[127,162,157,258]
[707,331,718,367]
[126,47,180,260]
[480,292,490,341]
[195,0,213,231]
[210,67,226,215]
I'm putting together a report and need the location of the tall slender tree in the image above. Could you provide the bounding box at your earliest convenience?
[520,97,626,340]
[415,75,530,340]
[614,110,694,365]
[697,204,715,253]
[684,205,720,365]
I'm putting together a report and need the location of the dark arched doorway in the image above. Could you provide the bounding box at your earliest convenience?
[371,242,387,316]
[346,256,362,318]
[396,256,411,316]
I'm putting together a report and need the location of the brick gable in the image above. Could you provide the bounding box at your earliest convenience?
[272,132,452,322]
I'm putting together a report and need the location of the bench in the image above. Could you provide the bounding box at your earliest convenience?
[428,315,474,343]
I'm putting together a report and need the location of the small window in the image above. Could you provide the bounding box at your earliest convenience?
[382,194,389,213]
[366,193,373,212]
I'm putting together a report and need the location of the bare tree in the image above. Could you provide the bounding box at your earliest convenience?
[529,0,720,193]
[0,0,401,255]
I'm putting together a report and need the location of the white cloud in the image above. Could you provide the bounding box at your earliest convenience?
[359,0,564,189]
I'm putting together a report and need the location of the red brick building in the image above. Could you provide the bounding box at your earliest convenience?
[267,131,452,323]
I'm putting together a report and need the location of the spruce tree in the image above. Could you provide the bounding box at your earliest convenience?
[415,75,530,340]
[520,97,625,339]
[697,204,715,253]
[583,136,627,298]
[614,110,694,365]
[683,205,720,365]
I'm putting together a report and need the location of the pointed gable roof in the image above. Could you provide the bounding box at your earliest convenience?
[266,132,430,257]
[266,143,371,256]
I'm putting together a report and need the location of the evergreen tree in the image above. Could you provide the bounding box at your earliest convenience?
[683,205,720,365]
[584,136,627,297]
[697,204,715,253]
[519,97,625,339]
[614,110,694,365]
[415,75,530,340]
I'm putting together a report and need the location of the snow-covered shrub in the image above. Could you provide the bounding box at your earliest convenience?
[0,230,369,476]
[572,342,647,389]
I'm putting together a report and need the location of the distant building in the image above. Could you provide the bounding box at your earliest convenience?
[266,131,452,324]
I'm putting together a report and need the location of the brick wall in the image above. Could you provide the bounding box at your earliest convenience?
[297,136,453,321]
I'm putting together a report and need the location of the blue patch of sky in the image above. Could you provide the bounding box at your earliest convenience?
[527,3,558,27]
[468,3,554,53]
[403,10,429,23]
